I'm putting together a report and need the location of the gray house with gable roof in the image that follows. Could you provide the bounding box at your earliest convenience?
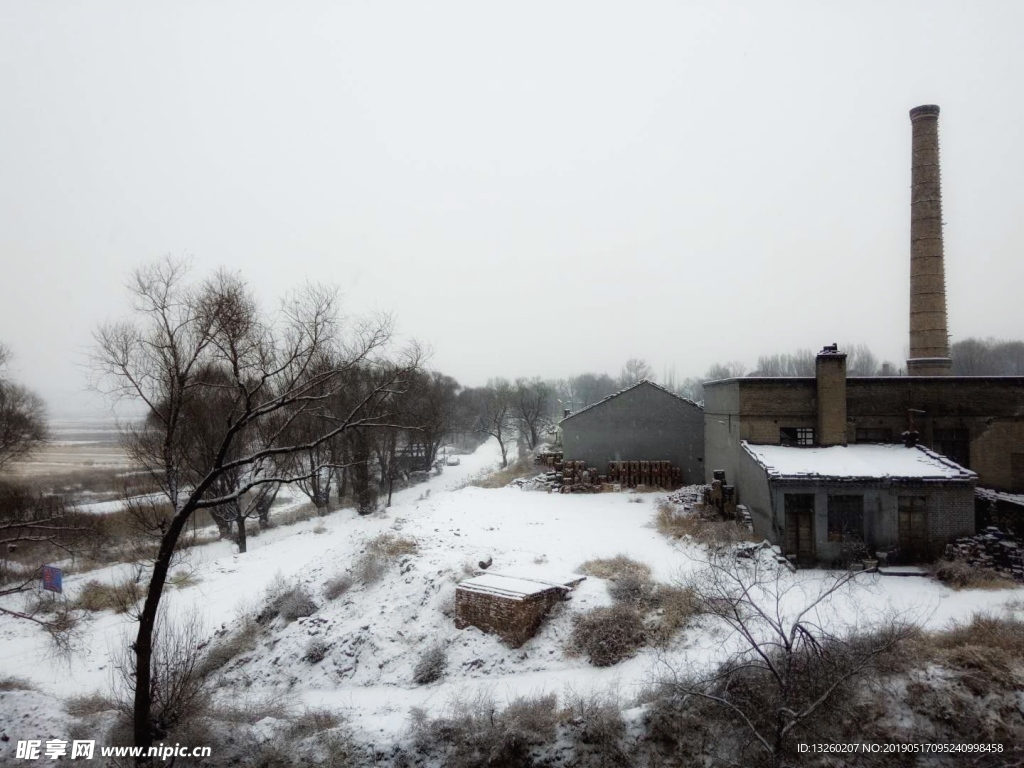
[560,380,704,485]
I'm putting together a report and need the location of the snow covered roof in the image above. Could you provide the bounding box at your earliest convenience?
[742,442,977,483]
[976,487,1024,508]
[456,573,578,600]
[559,380,700,423]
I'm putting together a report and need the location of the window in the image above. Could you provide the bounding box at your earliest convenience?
[780,427,815,446]
[827,495,864,542]
[856,427,893,443]
[933,428,969,468]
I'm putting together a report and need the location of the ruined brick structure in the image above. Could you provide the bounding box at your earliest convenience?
[455,574,578,648]
[907,104,952,376]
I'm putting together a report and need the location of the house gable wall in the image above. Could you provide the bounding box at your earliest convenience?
[562,383,704,484]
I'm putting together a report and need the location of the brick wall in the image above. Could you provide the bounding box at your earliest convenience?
[705,376,1024,492]
[816,353,847,446]
[455,587,564,648]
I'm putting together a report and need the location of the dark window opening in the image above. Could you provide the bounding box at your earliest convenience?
[933,428,970,468]
[1011,453,1024,492]
[856,427,893,443]
[827,495,864,542]
[780,427,815,446]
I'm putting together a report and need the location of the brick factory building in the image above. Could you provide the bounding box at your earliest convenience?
[704,348,1024,495]
[560,380,704,486]
[738,441,976,565]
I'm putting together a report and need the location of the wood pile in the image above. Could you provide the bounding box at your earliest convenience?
[527,458,685,493]
[944,526,1024,581]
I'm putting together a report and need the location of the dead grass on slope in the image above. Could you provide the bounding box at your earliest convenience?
[470,456,537,489]
[578,555,652,582]
[655,499,757,547]
[930,559,1018,590]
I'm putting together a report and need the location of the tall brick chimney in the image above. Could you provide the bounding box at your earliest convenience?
[907,104,952,376]
[816,344,847,446]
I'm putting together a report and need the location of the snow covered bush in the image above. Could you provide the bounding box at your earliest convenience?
[304,637,330,664]
[930,558,1015,589]
[578,554,651,582]
[352,533,418,585]
[412,643,447,685]
[411,691,558,768]
[568,604,646,667]
[274,585,318,623]
[563,689,628,765]
[607,572,657,608]
[323,574,353,600]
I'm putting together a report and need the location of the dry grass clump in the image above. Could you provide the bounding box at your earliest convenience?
[578,555,652,582]
[367,533,418,558]
[199,616,261,676]
[655,500,756,547]
[931,613,1024,658]
[568,604,647,667]
[930,559,1017,590]
[0,676,35,692]
[74,578,144,613]
[66,692,116,717]
[647,585,699,648]
[470,456,537,489]
[275,502,319,527]
[352,533,419,584]
[323,574,353,600]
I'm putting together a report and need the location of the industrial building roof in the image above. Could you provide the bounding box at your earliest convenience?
[742,442,977,483]
[559,379,700,423]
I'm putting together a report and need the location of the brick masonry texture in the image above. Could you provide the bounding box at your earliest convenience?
[705,377,1024,492]
[454,587,565,648]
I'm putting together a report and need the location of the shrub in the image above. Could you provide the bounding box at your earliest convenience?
[276,586,317,622]
[304,637,330,664]
[412,643,447,685]
[411,691,558,768]
[287,707,341,739]
[930,559,1016,590]
[563,689,627,765]
[323,574,352,600]
[568,604,646,667]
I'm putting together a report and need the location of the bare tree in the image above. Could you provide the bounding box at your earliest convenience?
[512,377,554,450]
[845,343,880,376]
[704,361,747,382]
[473,379,516,468]
[619,358,653,387]
[0,344,48,471]
[654,550,915,768]
[91,258,417,762]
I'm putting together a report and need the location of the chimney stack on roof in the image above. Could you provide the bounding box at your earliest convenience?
[907,104,952,376]
[816,344,847,446]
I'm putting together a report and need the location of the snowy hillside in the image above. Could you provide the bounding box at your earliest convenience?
[2,438,1023,760]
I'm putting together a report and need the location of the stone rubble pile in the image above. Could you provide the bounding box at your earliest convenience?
[944,526,1024,581]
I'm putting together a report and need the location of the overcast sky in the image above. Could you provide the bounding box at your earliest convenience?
[2,1,1022,415]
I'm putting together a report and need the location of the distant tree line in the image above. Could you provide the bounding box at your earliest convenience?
[951,337,1024,375]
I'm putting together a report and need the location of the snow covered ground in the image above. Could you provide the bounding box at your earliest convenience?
[2,437,1023,751]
